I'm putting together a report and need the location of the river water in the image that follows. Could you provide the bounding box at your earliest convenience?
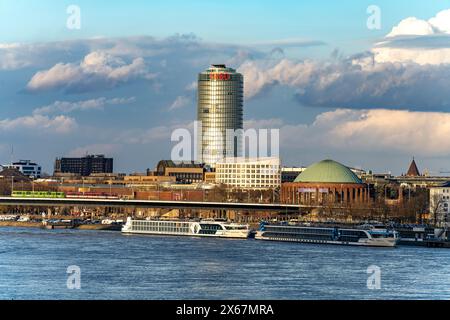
[0,227,449,300]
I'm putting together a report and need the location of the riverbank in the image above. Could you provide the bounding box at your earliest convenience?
[0,221,42,228]
[0,221,121,231]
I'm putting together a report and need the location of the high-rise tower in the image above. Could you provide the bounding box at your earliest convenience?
[197,64,243,167]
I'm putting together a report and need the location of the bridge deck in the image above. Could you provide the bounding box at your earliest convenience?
[0,197,306,213]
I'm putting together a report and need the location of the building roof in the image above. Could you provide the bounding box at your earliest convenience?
[406,158,420,176]
[157,160,204,169]
[294,159,362,184]
[0,167,31,182]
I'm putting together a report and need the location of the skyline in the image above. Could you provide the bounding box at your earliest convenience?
[2,2,450,175]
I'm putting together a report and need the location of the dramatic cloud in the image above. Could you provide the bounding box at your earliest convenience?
[237,8,450,109]
[0,114,77,133]
[239,57,450,110]
[33,97,136,115]
[277,109,450,157]
[26,51,155,93]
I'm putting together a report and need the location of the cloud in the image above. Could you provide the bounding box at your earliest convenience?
[238,56,450,111]
[386,17,435,38]
[386,9,450,38]
[0,114,77,134]
[276,108,450,157]
[26,51,155,93]
[33,97,135,115]
[168,95,191,111]
[250,38,326,48]
[375,9,450,65]
[115,126,173,144]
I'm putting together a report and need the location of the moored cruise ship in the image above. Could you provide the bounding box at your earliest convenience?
[121,217,251,239]
[255,222,399,247]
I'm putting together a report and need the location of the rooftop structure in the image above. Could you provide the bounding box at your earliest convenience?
[406,158,421,177]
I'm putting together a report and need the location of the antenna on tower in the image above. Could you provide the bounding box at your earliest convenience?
[10,145,14,166]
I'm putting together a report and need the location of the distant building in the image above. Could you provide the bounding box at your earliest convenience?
[215,157,281,190]
[395,158,450,188]
[5,160,42,178]
[156,160,206,184]
[54,155,113,177]
[124,174,176,185]
[429,182,450,227]
[281,167,306,183]
[281,159,369,205]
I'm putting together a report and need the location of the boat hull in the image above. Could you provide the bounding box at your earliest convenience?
[122,229,251,239]
[255,234,397,247]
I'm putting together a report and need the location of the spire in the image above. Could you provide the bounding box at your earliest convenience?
[406,157,420,176]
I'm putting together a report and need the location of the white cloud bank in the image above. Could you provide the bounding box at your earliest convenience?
[27,51,155,93]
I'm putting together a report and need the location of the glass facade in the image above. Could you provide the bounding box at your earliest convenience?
[197,65,243,167]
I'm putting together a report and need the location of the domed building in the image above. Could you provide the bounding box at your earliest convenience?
[281,159,369,205]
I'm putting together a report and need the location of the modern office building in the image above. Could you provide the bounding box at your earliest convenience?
[197,64,243,167]
[215,157,281,190]
[4,160,42,178]
[54,155,113,176]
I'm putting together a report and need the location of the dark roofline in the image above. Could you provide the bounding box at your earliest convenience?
[432,181,450,188]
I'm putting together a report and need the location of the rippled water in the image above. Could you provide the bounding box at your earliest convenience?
[0,227,449,300]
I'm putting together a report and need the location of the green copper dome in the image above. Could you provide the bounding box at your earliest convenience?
[294,159,362,184]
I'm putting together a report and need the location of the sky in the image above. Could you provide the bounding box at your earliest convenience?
[2,0,450,175]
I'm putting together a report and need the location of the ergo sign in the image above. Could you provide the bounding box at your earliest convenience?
[209,73,231,80]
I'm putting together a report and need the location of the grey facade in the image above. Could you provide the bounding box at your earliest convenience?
[197,64,243,167]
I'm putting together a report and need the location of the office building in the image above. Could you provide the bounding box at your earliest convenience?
[215,157,281,190]
[197,64,243,167]
[5,160,42,178]
[54,155,113,176]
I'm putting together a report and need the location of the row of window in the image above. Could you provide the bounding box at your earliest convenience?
[218,164,279,169]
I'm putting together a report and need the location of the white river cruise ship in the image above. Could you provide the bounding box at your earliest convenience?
[122,217,251,239]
